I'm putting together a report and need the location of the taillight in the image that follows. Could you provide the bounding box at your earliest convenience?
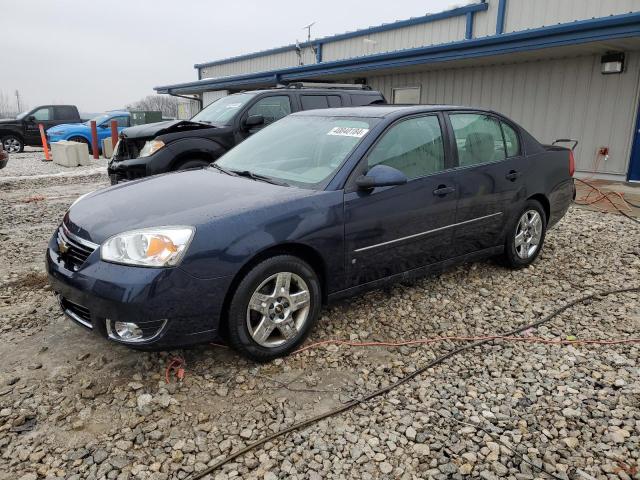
[568,150,575,177]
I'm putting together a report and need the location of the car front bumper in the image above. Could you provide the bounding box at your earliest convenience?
[108,147,176,184]
[45,232,231,349]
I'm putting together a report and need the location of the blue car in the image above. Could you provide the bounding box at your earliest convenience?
[47,111,130,152]
[46,105,575,361]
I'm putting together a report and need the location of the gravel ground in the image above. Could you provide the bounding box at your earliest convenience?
[0,147,107,179]
[0,167,638,480]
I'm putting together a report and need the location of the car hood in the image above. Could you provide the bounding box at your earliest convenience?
[48,123,84,132]
[121,120,211,140]
[0,118,18,125]
[64,168,317,244]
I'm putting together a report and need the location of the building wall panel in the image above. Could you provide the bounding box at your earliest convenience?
[200,49,316,79]
[366,53,640,177]
[472,0,500,38]
[505,0,640,33]
[322,16,467,62]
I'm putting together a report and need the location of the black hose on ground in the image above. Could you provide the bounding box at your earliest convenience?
[186,286,640,480]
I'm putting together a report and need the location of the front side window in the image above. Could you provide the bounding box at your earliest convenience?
[450,113,506,167]
[246,96,291,125]
[191,92,256,125]
[114,116,130,128]
[366,116,445,180]
[217,115,378,188]
[501,122,520,157]
[32,107,52,121]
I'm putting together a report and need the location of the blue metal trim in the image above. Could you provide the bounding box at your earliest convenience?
[628,96,640,181]
[496,0,507,34]
[466,12,474,40]
[193,3,489,70]
[316,43,323,63]
[156,12,640,94]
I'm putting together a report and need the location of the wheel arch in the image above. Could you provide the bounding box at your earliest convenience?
[527,193,550,223]
[0,129,24,141]
[167,138,227,170]
[219,242,328,334]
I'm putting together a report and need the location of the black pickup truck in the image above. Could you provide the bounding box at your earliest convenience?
[108,85,385,184]
[0,105,83,153]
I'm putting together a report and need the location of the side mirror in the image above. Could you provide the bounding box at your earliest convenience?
[99,123,109,128]
[244,115,265,129]
[356,164,408,190]
[26,115,36,122]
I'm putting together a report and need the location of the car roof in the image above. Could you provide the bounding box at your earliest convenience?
[238,88,382,96]
[291,105,475,118]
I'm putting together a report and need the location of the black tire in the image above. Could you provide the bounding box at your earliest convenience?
[174,159,209,171]
[502,199,547,269]
[68,136,95,155]
[1,135,24,153]
[227,255,321,362]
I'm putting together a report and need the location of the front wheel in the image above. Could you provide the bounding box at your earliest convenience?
[227,255,321,362]
[2,135,23,153]
[502,200,547,269]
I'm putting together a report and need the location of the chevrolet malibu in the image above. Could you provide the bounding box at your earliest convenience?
[46,106,575,361]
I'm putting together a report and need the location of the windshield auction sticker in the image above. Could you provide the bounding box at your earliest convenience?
[327,127,369,138]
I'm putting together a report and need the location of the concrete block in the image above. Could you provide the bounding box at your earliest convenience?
[102,137,114,159]
[75,142,91,166]
[51,141,79,167]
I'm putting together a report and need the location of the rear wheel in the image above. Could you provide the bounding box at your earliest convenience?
[502,199,547,269]
[174,159,209,171]
[227,255,321,362]
[2,135,23,153]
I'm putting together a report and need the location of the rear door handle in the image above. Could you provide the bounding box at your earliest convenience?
[433,185,456,196]
[505,170,521,181]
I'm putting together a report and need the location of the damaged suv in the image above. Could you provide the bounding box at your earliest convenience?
[108,86,385,184]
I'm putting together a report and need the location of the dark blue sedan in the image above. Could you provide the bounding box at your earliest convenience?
[46,106,575,361]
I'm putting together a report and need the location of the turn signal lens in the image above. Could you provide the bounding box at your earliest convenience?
[569,150,575,177]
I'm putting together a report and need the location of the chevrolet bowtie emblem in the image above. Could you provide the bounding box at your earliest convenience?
[58,239,70,254]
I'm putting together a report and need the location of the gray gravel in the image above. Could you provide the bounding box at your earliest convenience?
[0,147,107,180]
[0,172,638,480]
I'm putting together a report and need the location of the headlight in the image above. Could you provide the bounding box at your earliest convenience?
[101,226,195,267]
[139,140,165,158]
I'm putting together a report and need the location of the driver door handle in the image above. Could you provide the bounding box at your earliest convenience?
[433,185,456,196]
[506,170,521,181]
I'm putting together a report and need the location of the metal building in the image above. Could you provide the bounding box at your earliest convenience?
[156,0,640,181]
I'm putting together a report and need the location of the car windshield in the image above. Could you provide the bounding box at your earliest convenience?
[216,115,379,188]
[16,111,29,120]
[84,114,112,126]
[191,93,256,125]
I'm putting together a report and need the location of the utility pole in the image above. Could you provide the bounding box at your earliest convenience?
[15,90,21,113]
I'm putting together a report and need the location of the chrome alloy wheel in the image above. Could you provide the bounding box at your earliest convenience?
[246,272,311,348]
[514,210,543,259]
[3,137,21,153]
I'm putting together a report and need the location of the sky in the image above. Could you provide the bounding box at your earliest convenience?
[1,0,456,113]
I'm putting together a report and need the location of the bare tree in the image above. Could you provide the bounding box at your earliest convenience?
[126,95,182,118]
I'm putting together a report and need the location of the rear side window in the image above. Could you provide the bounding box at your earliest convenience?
[501,122,520,157]
[350,94,382,106]
[247,96,291,125]
[301,95,329,110]
[327,95,342,108]
[55,106,77,120]
[367,115,445,180]
[449,113,506,167]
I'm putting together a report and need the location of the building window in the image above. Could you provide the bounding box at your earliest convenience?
[392,87,421,105]
[450,113,506,167]
[367,115,445,179]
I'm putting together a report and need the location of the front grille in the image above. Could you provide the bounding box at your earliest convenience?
[60,296,93,329]
[57,226,97,271]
